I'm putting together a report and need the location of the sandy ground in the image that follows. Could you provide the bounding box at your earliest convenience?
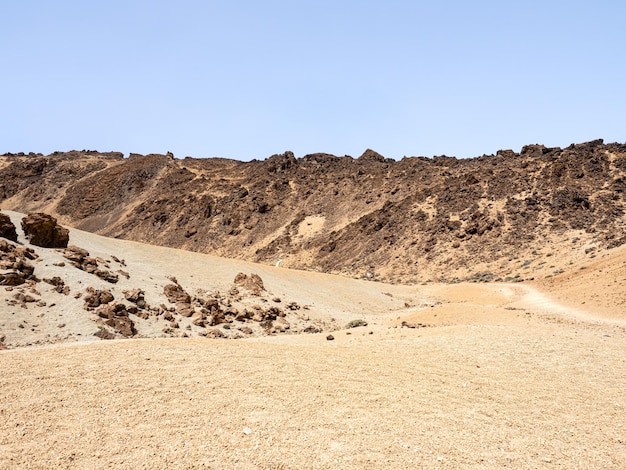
[1,212,626,468]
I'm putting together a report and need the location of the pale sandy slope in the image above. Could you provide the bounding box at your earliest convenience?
[1,213,626,469]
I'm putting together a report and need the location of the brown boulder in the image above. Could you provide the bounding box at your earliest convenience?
[104,317,136,337]
[191,310,206,327]
[207,310,226,326]
[99,290,115,305]
[198,296,219,310]
[84,288,115,309]
[163,283,191,303]
[0,239,13,253]
[274,317,290,331]
[176,302,195,317]
[43,276,64,287]
[234,272,265,295]
[0,271,27,286]
[21,213,69,248]
[43,276,69,294]
[96,302,129,319]
[63,245,90,265]
[62,246,118,283]
[0,241,36,285]
[94,269,119,284]
[0,213,17,242]
[94,327,116,340]
[124,289,145,304]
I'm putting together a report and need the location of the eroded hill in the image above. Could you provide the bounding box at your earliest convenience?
[2,140,626,283]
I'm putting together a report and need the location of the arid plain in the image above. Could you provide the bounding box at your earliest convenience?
[1,210,625,469]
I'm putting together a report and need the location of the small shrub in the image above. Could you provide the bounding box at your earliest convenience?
[346,319,368,329]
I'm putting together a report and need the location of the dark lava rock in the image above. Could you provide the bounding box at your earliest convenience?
[21,213,69,248]
[0,213,17,242]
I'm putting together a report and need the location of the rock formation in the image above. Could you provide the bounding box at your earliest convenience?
[0,213,18,242]
[21,213,69,248]
[2,140,626,282]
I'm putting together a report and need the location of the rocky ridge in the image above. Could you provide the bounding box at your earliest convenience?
[2,140,626,283]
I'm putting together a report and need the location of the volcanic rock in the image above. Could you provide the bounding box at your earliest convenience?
[63,245,90,265]
[104,317,136,337]
[21,213,69,248]
[3,141,626,283]
[62,246,118,283]
[0,240,36,286]
[234,272,265,295]
[83,288,115,309]
[0,213,17,242]
[123,288,145,305]
[43,276,69,294]
[176,302,195,318]
[163,283,191,304]
[94,327,116,340]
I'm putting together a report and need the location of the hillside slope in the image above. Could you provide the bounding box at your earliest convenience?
[2,140,626,282]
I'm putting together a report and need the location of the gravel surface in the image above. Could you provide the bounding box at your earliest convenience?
[2,317,625,469]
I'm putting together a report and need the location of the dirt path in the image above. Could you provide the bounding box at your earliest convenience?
[514,284,626,327]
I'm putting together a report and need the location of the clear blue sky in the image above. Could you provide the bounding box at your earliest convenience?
[2,1,625,160]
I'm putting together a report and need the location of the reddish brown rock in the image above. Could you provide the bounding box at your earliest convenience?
[0,213,17,242]
[0,240,36,285]
[191,310,206,327]
[207,309,226,326]
[163,283,191,304]
[62,246,118,283]
[63,245,90,265]
[43,276,69,294]
[234,272,265,295]
[21,213,69,248]
[124,289,145,305]
[104,317,136,337]
[0,271,27,286]
[94,327,116,340]
[84,288,115,309]
[176,303,195,317]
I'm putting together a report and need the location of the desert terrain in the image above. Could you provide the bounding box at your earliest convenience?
[1,209,625,468]
[1,142,626,468]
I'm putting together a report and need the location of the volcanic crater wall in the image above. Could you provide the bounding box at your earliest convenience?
[2,140,626,282]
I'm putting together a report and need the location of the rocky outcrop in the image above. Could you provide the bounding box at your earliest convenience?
[124,289,147,309]
[163,283,191,304]
[0,213,17,242]
[4,141,626,283]
[21,213,69,248]
[83,287,115,309]
[94,302,137,337]
[0,239,37,286]
[63,245,119,283]
[43,276,69,294]
[234,273,265,295]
